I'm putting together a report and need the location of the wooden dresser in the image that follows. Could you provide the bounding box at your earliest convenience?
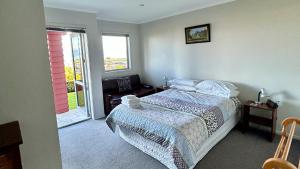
[0,121,23,169]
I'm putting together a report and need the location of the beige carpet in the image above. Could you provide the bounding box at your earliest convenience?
[58,119,300,169]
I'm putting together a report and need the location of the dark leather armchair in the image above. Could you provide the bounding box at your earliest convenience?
[102,74,155,116]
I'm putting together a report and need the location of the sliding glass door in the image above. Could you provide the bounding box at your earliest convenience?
[70,33,90,117]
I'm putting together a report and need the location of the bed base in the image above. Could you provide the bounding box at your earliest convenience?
[117,114,239,169]
[263,117,300,169]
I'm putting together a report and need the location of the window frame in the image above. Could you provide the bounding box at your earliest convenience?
[101,33,131,72]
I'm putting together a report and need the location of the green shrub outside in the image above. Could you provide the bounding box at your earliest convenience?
[65,66,75,93]
[67,81,75,93]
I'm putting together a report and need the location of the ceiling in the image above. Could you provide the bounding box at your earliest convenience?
[43,0,235,24]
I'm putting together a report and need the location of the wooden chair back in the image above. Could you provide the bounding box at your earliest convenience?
[262,117,300,169]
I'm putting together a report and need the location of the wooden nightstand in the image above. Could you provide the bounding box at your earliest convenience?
[242,100,278,142]
[0,121,23,169]
[156,86,169,93]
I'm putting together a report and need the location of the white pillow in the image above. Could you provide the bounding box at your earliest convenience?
[168,78,199,87]
[196,89,239,98]
[195,80,239,98]
[229,90,240,97]
[195,80,237,91]
[223,81,238,91]
[170,84,197,92]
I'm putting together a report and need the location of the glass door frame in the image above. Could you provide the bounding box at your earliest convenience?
[47,26,91,118]
[70,32,91,118]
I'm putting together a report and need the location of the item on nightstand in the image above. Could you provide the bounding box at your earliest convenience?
[121,95,141,109]
[266,99,279,109]
[142,84,153,89]
[256,88,269,103]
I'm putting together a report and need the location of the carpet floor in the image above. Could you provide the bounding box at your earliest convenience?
[58,119,300,169]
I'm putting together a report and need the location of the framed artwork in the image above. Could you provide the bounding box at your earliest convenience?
[185,24,211,44]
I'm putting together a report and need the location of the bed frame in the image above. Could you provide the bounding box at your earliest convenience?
[263,117,300,169]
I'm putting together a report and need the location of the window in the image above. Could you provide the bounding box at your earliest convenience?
[102,34,130,71]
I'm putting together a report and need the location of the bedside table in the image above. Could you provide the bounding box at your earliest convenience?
[156,86,169,92]
[242,100,278,142]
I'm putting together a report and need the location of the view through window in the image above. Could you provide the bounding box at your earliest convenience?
[102,34,130,71]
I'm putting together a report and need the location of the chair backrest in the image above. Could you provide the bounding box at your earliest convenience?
[262,117,300,169]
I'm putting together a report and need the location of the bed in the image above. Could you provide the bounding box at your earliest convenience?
[106,85,241,169]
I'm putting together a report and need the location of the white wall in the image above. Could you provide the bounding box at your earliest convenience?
[0,0,62,169]
[98,20,142,79]
[141,0,300,136]
[44,8,105,119]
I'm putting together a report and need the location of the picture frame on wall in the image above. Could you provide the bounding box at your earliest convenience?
[185,24,211,44]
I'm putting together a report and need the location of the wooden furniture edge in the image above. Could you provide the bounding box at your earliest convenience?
[262,117,300,169]
[0,121,23,148]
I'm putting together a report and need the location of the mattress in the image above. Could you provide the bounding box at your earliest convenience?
[117,113,239,169]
